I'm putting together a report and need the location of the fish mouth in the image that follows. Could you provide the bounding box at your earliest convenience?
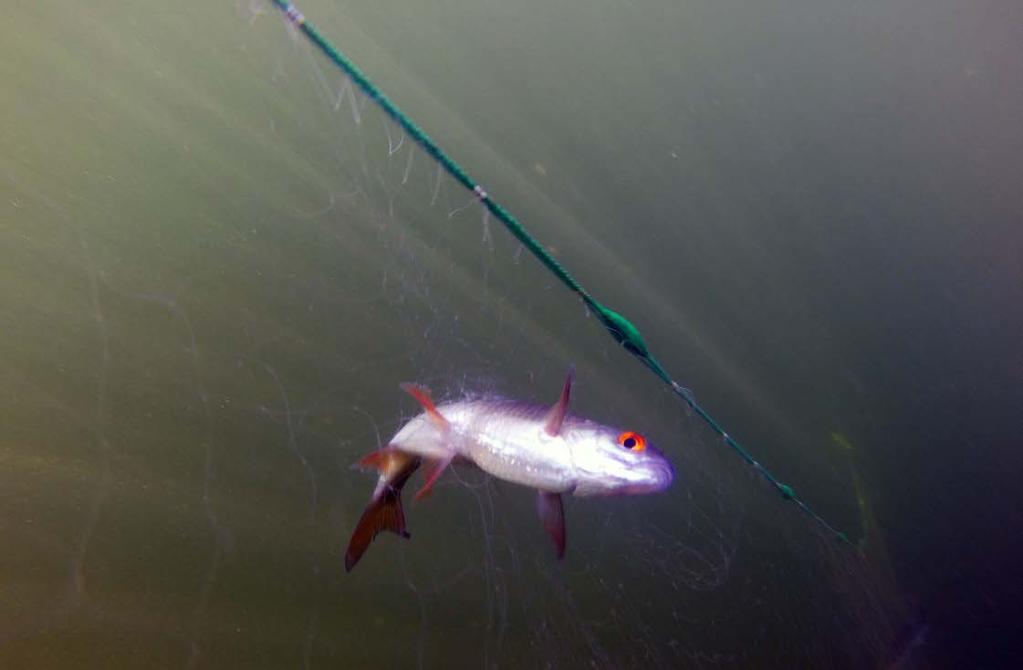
[646,459,675,492]
[618,458,674,495]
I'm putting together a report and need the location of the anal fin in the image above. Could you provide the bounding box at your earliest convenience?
[414,454,454,501]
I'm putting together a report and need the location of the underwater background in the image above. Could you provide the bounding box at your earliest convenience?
[2,0,1020,667]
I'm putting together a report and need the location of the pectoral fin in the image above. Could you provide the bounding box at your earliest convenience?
[543,367,574,437]
[537,491,566,559]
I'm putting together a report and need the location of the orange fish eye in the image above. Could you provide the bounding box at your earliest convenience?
[617,431,646,452]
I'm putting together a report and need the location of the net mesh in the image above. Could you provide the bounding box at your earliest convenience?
[0,2,909,667]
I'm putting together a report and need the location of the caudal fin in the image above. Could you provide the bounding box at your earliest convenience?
[345,484,410,572]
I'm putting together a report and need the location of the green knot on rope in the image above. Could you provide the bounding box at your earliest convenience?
[594,303,649,358]
[267,0,853,546]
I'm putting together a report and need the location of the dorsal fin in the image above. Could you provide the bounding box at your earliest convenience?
[399,382,449,429]
[543,368,574,436]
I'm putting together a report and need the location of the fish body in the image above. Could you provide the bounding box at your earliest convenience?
[392,398,673,496]
[344,371,674,571]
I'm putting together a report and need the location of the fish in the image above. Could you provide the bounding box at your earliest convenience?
[344,369,674,571]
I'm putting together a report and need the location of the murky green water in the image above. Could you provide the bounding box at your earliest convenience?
[3,1,1020,668]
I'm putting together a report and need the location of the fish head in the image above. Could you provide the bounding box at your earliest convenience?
[567,424,674,496]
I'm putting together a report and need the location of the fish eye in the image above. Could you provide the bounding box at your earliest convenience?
[617,431,646,452]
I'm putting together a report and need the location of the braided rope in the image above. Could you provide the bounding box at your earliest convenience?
[268,0,851,544]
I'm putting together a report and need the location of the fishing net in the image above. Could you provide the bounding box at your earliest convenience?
[1,1,909,667]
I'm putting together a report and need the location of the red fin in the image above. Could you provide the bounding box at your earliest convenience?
[400,382,449,430]
[543,368,574,436]
[345,485,410,572]
[414,454,454,501]
[345,451,420,572]
[356,446,401,473]
[537,491,566,559]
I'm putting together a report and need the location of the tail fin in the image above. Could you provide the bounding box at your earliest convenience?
[345,446,420,572]
[344,484,410,572]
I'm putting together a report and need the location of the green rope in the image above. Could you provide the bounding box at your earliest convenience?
[268,1,851,545]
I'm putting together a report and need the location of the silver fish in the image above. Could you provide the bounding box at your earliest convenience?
[344,370,674,571]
